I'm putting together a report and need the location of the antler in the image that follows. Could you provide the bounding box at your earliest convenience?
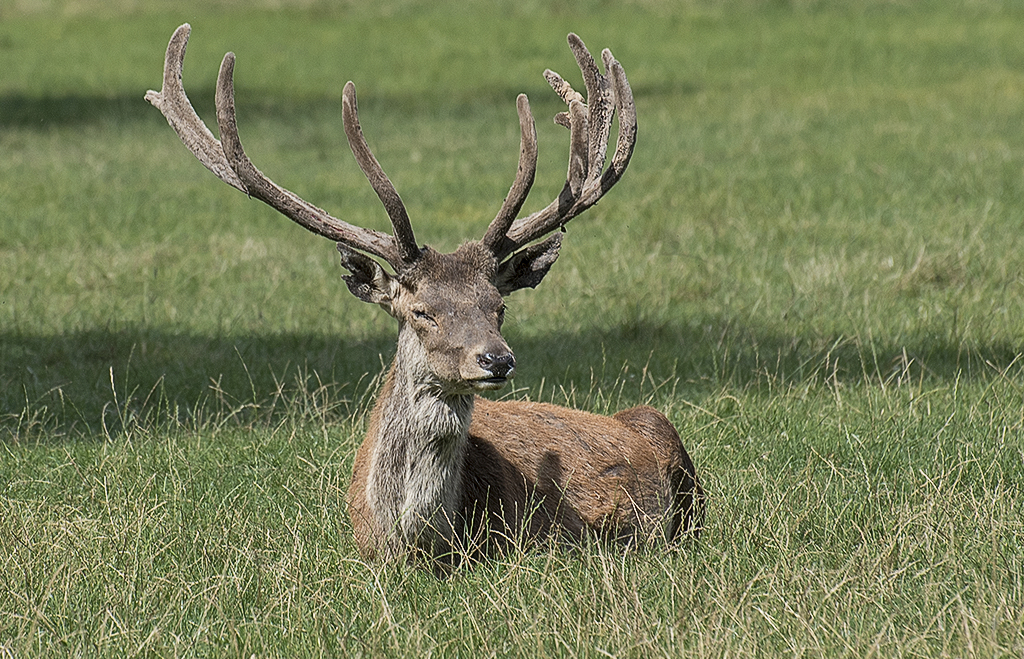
[482,34,637,262]
[145,24,420,270]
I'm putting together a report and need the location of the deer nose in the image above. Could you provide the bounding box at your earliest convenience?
[477,351,515,379]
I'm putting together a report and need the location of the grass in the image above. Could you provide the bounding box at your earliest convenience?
[2,0,1024,655]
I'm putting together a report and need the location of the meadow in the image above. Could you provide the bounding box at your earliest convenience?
[2,0,1023,655]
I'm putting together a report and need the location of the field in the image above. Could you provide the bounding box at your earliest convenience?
[2,0,1023,655]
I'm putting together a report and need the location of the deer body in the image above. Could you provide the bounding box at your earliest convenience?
[343,245,700,561]
[147,25,704,565]
[350,394,700,561]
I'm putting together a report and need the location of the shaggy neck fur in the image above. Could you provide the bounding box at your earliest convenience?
[364,325,474,560]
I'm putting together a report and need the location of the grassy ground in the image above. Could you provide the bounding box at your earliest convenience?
[2,0,1024,656]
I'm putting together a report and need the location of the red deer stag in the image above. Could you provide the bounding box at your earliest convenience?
[147,24,704,564]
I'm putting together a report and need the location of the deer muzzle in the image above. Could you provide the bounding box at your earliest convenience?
[470,350,516,389]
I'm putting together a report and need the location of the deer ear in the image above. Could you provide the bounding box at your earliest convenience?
[337,243,400,313]
[494,233,563,296]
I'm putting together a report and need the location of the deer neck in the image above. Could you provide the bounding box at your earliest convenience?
[364,328,474,556]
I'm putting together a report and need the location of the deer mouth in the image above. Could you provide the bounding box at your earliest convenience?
[470,376,510,391]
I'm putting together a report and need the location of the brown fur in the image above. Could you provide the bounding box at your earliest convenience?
[348,392,704,561]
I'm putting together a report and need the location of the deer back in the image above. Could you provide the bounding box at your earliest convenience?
[460,399,702,553]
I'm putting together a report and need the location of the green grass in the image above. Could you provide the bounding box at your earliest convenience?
[2,0,1024,655]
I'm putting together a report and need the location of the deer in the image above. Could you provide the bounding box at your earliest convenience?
[147,24,704,566]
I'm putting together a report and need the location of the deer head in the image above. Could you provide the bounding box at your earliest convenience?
[346,241,518,396]
[146,24,636,396]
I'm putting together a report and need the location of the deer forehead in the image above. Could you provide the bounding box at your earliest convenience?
[403,282,502,314]
[397,244,503,315]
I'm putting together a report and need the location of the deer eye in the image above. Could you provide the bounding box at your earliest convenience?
[411,308,436,326]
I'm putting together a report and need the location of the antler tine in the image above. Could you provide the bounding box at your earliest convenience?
[495,34,637,261]
[144,24,245,192]
[545,69,588,196]
[567,33,614,188]
[481,94,538,253]
[147,24,409,270]
[341,82,420,266]
[212,53,404,266]
[565,99,589,197]
[602,50,637,189]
